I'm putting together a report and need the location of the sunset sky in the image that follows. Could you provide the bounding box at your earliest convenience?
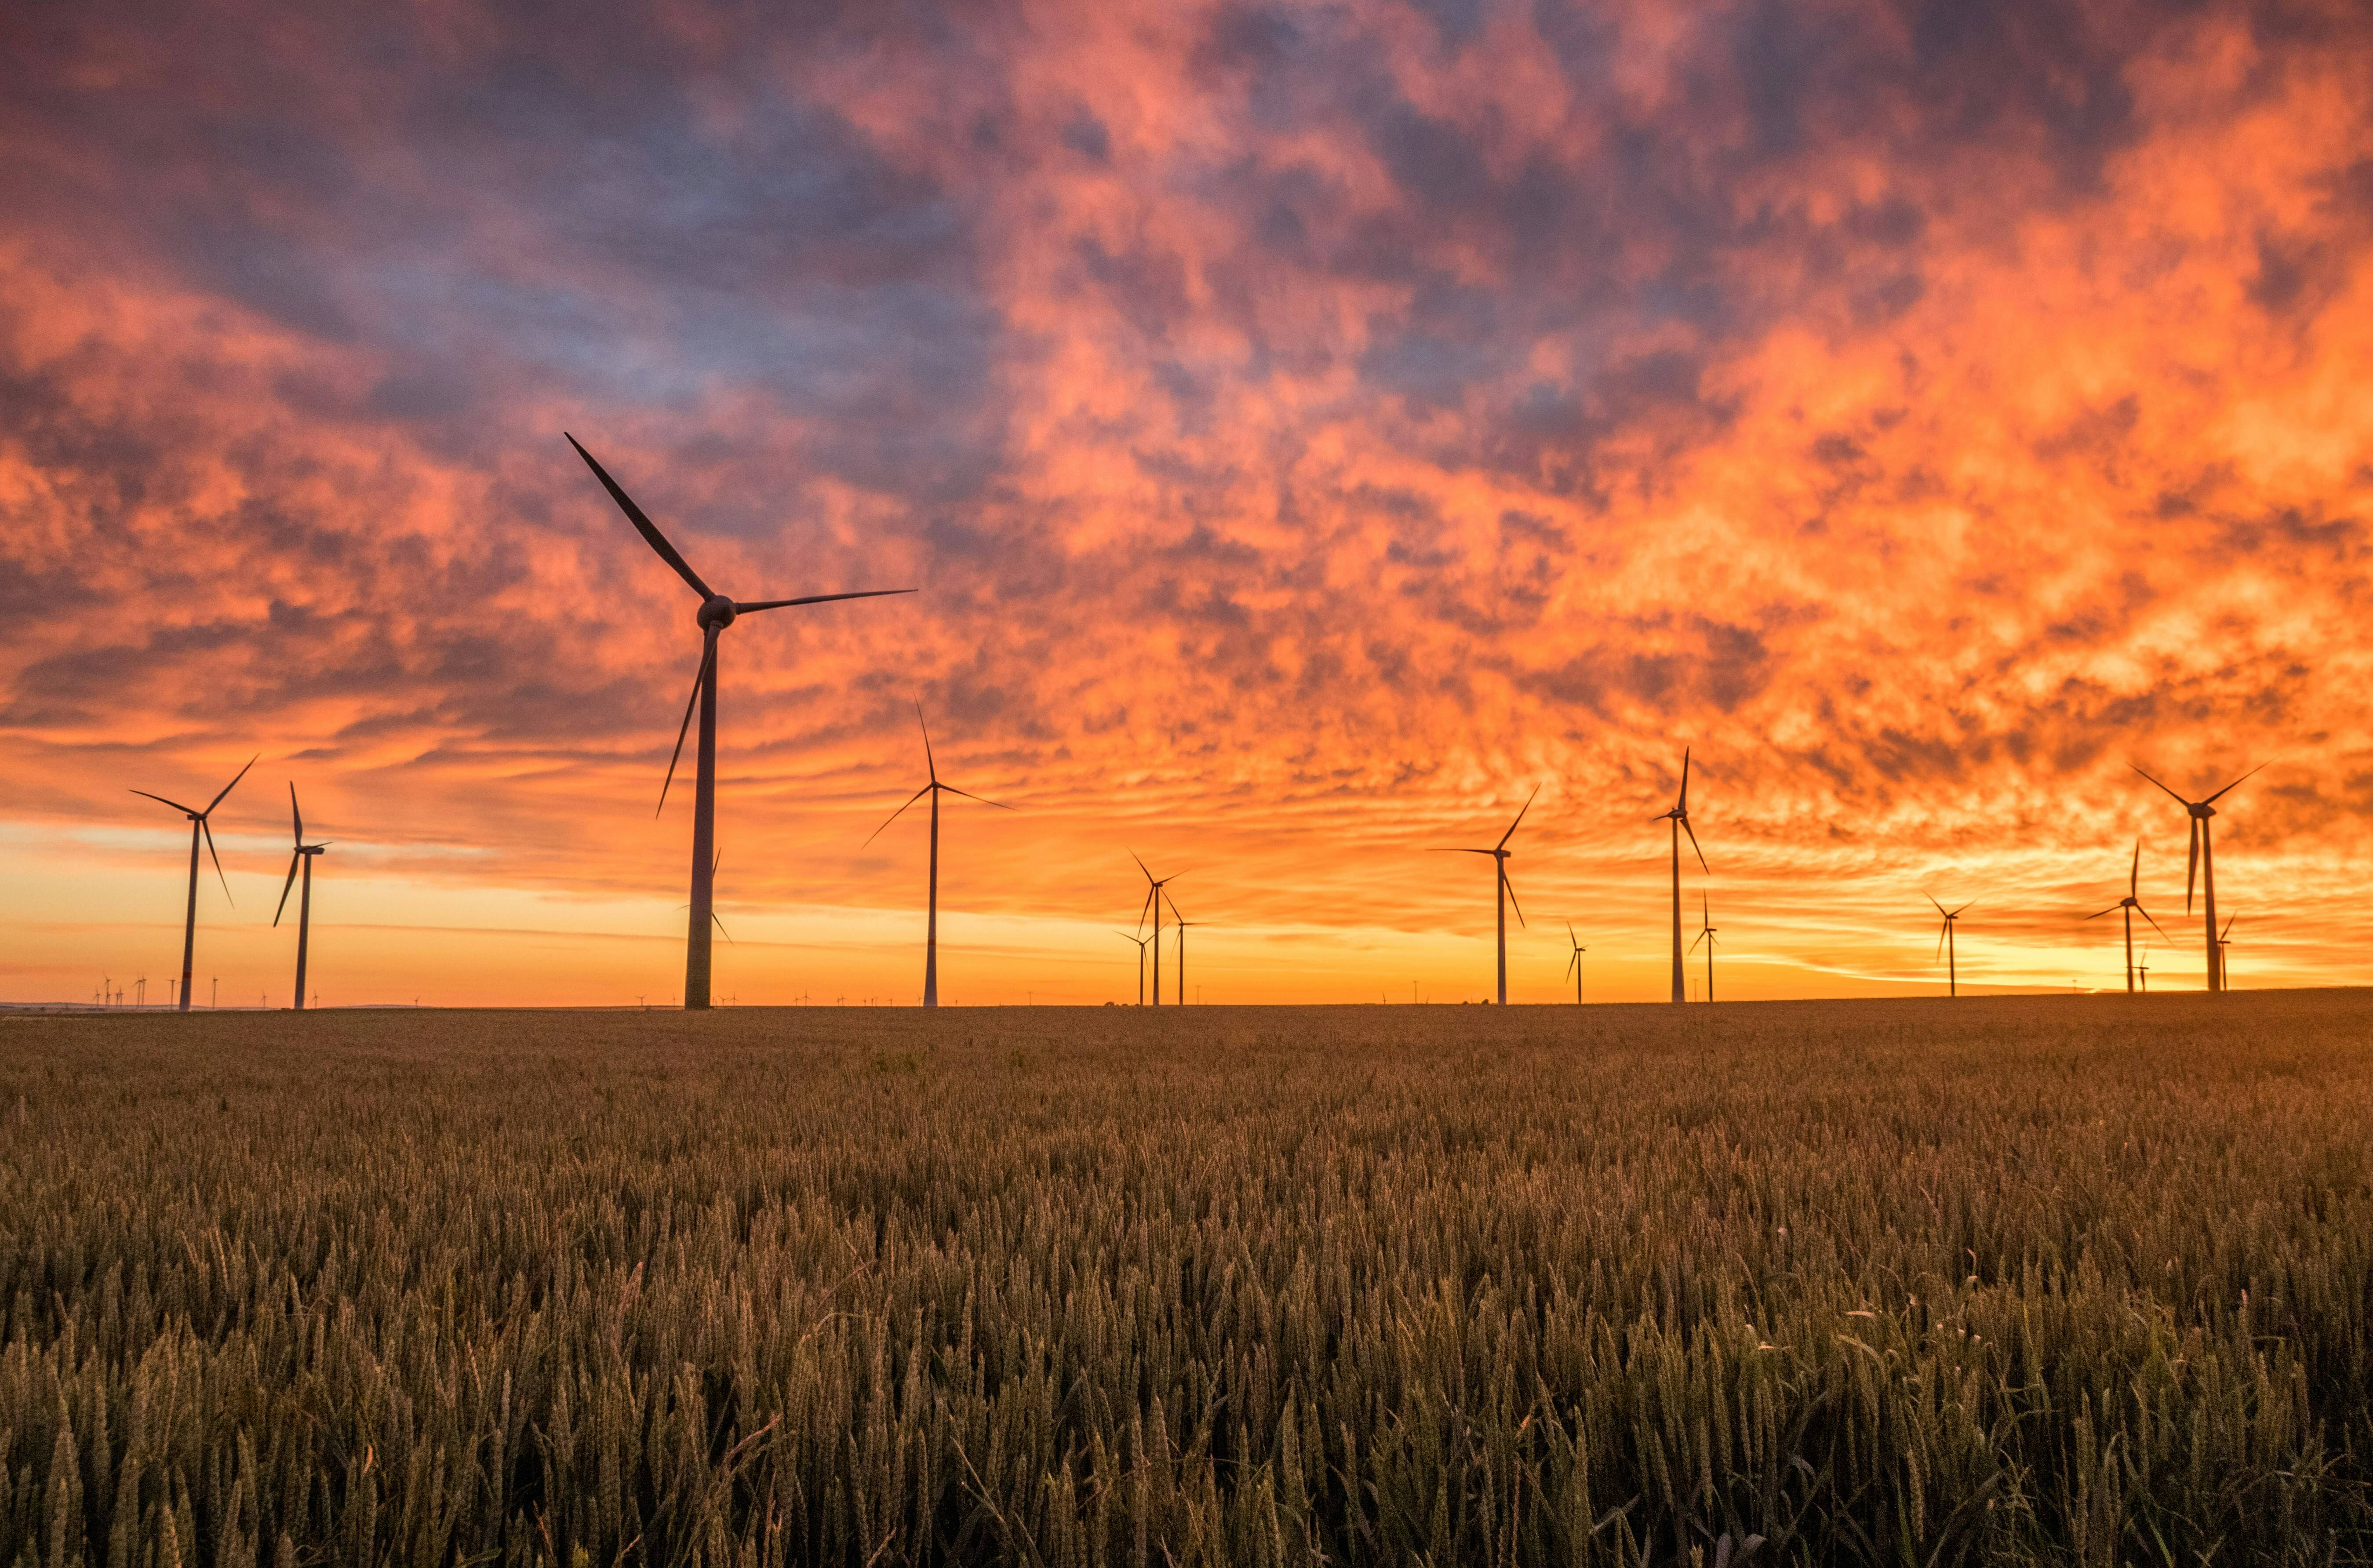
[4,0,2369,1007]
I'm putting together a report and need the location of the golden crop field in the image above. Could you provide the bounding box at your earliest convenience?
[3,993,2371,1566]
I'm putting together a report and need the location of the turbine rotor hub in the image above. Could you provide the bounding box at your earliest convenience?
[697,595,737,631]
[2193,803,2215,819]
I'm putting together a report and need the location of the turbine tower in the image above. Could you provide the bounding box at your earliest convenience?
[1132,855,1181,1006]
[1689,894,1718,1002]
[2085,840,2169,994]
[866,705,1013,1008]
[568,434,913,1009]
[131,755,255,1013]
[1562,924,1587,1004]
[1929,895,1970,998]
[273,783,330,1011]
[1115,930,1152,1004]
[2215,914,2238,988]
[1656,751,1707,1004]
[2131,763,2261,993]
[1432,785,1537,1005]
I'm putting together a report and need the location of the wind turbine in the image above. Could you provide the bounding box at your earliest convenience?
[2131,763,2262,993]
[2137,942,2151,993]
[1132,855,1182,1006]
[1431,785,1538,1005]
[568,434,914,1009]
[2215,914,2238,988]
[1656,751,1707,1004]
[1165,890,1204,1005]
[131,755,255,1013]
[1115,930,1152,1004]
[866,705,1013,1008]
[273,784,330,1011]
[2085,840,2169,994]
[1929,895,1970,997]
[1689,894,1718,1002]
[1562,924,1587,1004]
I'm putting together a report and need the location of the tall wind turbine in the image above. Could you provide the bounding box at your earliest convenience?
[866,705,1013,1008]
[273,784,329,1011]
[1562,924,1587,1004]
[1929,895,1970,997]
[1431,786,1537,1005]
[1116,930,1152,1004]
[131,755,255,1013]
[2131,763,2262,993]
[2085,840,2169,994]
[1656,752,1707,1004]
[568,434,913,1009]
[1689,894,1718,1002]
[1132,855,1181,1007]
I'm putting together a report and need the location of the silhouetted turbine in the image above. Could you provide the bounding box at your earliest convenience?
[1165,889,1205,1004]
[2085,840,2169,994]
[1656,751,1707,1004]
[273,783,330,1011]
[1115,930,1152,1005]
[2131,762,2262,993]
[1929,894,1970,998]
[1689,894,1719,1002]
[866,705,1013,1008]
[1132,855,1182,1007]
[568,433,913,1009]
[1563,923,1587,1005]
[2215,913,2238,988]
[1431,785,1538,1005]
[131,755,255,1014]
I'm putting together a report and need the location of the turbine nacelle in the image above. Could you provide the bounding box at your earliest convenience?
[697,595,738,632]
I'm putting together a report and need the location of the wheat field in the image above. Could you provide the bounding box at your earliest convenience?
[3,992,2370,1565]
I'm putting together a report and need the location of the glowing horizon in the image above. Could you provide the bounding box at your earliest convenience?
[4,0,2369,1008]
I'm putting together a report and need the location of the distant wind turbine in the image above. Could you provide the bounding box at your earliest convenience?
[1431,785,1538,1005]
[2215,914,2238,988]
[2137,942,2152,993]
[568,433,913,1010]
[866,705,1013,1008]
[1656,751,1707,1004]
[1115,930,1152,1004]
[131,755,255,1013]
[1562,924,1587,1004]
[273,784,329,1011]
[2085,840,2169,994]
[1929,895,1970,998]
[2131,762,2262,993]
[1165,890,1204,1004]
[1689,894,1718,1002]
[1132,855,1182,1006]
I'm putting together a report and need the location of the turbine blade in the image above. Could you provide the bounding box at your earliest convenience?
[2203,762,2266,804]
[1951,903,1972,917]
[1565,951,1578,978]
[2129,839,2140,897]
[2221,913,2237,939]
[2137,904,2171,942]
[1926,892,1947,916]
[1136,885,1154,933]
[1689,930,1707,954]
[566,434,712,599]
[289,781,303,846]
[1502,866,1526,928]
[205,754,258,816]
[1936,921,1948,961]
[732,589,916,614]
[130,789,200,815]
[1497,782,1541,850]
[2185,818,2199,913]
[862,783,933,847]
[915,702,937,785]
[656,640,715,817]
[274,852,300,926]
[1131,849,1153,883]
[711,910,734,943]
[2129,764,2192,809]
[201,819,233,905]
[1677,746,1691,813]
[940,783,1015,810]
[1431,847,1496,855]
[2084,905,2122,920]
[1681,817,1707,873]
